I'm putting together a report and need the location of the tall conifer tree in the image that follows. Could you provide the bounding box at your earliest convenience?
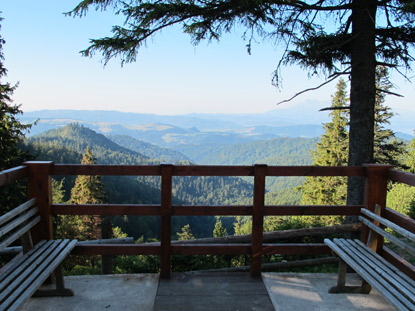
[373,67,406,167]
[70,146,107,239]
[301,78,349,206]
[302,68,405,210]
[0,17,33,214]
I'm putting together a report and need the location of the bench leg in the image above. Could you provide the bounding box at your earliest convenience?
[33,264,74,297]
[328,259,371,294]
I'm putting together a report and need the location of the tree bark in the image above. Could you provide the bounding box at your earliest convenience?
[347,0,377,211]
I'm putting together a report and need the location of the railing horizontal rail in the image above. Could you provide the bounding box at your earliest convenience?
[262,244,330,255]
[52,204,363,217]
[52,164,161,176]
[172,165,255,176]
[71,243,330,256]
[387,169,415,186]
[266,166,366,177]
[52,204,161,216]
[384,207,415,233]
[0,166,29,187]
[72,244,161,256]
[265,205,363,216]
[52,164,368,177]
[380,247,415,280]
[171,244,251,255]
[172,206,252,216]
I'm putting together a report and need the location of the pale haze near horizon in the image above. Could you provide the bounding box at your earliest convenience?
[1,0,415,132]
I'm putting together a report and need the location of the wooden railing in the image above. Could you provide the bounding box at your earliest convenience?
[1,162,415,279]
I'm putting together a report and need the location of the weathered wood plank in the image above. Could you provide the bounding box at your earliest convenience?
[340,240,415,302]
[25,161,54,243]
[172,205,252,216]
[362,164,392,247]
[265,205,362,216]
[251,164,266,277]
[262,243,330,255]
[51,204,363,217]
[381,247,415,280]
[388,169,415,187]
[72,244,160,256]
[173,165,254,176]
[0,216,41,251]
[142,223,361,246]
[52,164,161,176]
[0,199,36,227]
[52,204,161,216]
[384,207,415,233]
[0,240,58,302]
[0,165,28,187]
[0,241,48,283]
[361,209,415,242]
[0,208,38,238]
[266,166,366,177]
[4,240,77,311]
[171,244,250,255]
[359,216,415,255]
[160,164,172,279]
[352,240,415,296]
[325,238,412,311]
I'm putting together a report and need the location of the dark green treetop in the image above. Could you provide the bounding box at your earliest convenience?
[0,17,32,171]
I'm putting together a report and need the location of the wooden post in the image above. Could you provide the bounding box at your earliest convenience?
[101,217,113,274]
[160,164,173,279]
[362,164,392,250]
[25,161,54,244]
[251,164,266,277]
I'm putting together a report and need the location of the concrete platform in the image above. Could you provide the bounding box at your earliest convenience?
[19,274,159,311]
[262,273,397,311]
[19,273,397,311]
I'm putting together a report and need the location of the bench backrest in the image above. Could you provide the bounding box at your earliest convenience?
[0,198,40,252]
[359,207,415,256]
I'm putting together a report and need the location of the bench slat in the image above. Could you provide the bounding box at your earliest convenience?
[353,240,415,294]
[359,216,415,256]
[361,209,415,242]
[0,199,36,227]
[0,216,41,251]
[7,239,77,310]
[339,239,415,301]
[0,241,48,283]
[0,240,57,301]
[325,238,412,311]
[0,208,39,238]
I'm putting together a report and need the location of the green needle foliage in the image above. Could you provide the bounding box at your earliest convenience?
[0,17,33,214]
[301,68,406,221]
[301,78,349,207]
[68,146,108,240]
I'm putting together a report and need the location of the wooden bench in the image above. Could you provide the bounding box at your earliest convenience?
[0,198,77,311]
[324,206,415,311]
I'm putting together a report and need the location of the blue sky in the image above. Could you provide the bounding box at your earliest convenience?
[1,0,415,129]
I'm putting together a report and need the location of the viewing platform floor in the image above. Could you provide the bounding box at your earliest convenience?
[20,272,396,311]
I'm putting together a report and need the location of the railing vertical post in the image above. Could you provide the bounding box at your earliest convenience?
[251,164,267,277]
[160,164,173,279]
[362,164,393,250]
[24,161,54,244]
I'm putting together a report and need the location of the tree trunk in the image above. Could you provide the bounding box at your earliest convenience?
[347,0,377,212]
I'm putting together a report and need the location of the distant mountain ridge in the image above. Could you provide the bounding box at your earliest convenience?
[21,109,328,147]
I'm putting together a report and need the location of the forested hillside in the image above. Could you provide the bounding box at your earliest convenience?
[107,134,190,163]
[177,137,316,166]
[177,137,317,195]
[23,123,254,238]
